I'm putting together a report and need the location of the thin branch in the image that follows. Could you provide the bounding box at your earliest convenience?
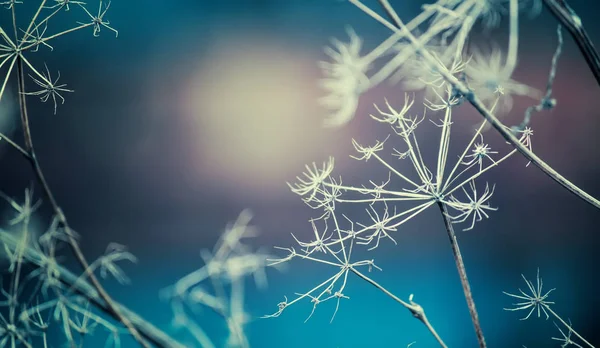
[513,25,563,131]
[436,202,486,348]
[542,0,600,88]
[350,267,447,348]
[0,131,31,159]
[15,55,151,348]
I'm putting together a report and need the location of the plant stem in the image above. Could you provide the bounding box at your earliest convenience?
[0,230,186,348]
[437,202,486,348]
[545,305,596,348]
[350,267,448,348]
[542,0,600,88]
[0,131,31,159]
[14,55,151,348]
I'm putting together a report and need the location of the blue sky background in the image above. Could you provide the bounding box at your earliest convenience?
[1,0,600,347]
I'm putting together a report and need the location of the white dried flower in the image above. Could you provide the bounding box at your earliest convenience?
[319,27,371,127]
[466,46,540,113]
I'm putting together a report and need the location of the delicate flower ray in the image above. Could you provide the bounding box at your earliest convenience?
[446,181,497,231]
[78,0,118,37]
[46,0,87,11]
[0,311,30,348]
[0,187,41,226]
[503,270,595,347]
[98,243,137,285]
[465,45,539,113]
[304,177,342,214]
[69,301,98,336]
[291,218,333,255]
[552,320,583,348]
[23,64,73,115]
[287,157,335,203]
[163,210,270,348]
[518,127,534,150]
[19,22,53,52]
[370,94,414,126]
[388,39,448,86]
[513,126,534,166]
[356,171,392,200]
[26,222,65,297]
[503,268,556,320]
[396,45,470,104]
[420,54,470,90]
[356,202,398,250]
[350,134,390,162]
[425,85,462,111]
[462,134,499,172]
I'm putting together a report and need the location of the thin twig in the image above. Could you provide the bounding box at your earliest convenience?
[542,0,600,88]
[436,202,486,348]
[513,25,563,132]
[14,55,152,348]
[0,131,31,159]
[350,267,448,348]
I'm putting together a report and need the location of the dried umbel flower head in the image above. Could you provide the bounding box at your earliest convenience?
[319,27,371,127]
[466,45,540,113]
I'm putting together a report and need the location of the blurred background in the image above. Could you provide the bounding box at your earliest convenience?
[1,0,600,347]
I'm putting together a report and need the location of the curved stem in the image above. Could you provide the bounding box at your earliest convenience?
[0,131,31,159]
[15,55,151,348]
[350,267,448,348]
[436,202,486,348]
[542,0,600,88]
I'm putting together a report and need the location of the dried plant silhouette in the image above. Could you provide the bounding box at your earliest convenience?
[0,0,598,347]
[267,0,599,347]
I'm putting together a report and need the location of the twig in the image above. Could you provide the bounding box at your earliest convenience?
[542,0,600,88]
[350,267,448,348]
[0,131,31,159]
[14,55,152,348]
[437,202,486,348]
[513,25,563,132]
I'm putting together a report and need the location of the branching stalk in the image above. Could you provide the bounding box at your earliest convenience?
[349,0,600,210]
[436,202,486,348]
[542,0,600,88]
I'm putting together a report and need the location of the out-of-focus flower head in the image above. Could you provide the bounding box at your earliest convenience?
[465,45,540,113]
[389,39,468,102]
[319,27,371,128]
